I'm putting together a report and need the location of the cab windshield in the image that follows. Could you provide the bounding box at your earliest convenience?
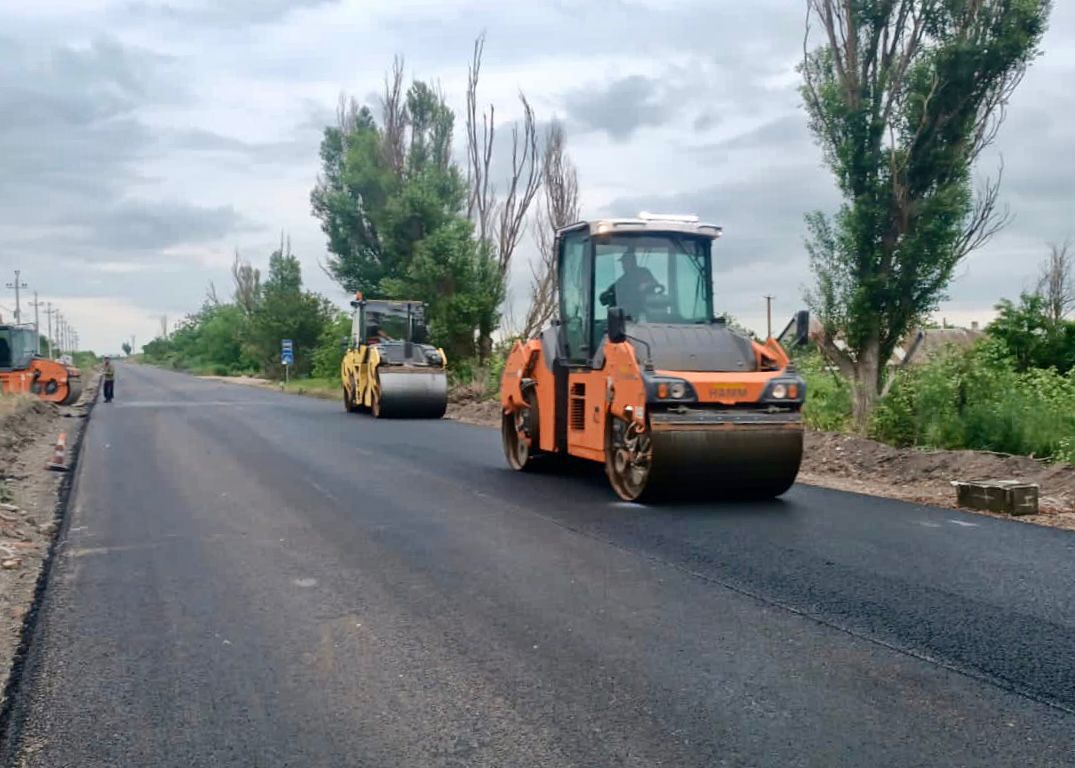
[594,234,712,325]
[0,327,36,370]
[355,301,429,344]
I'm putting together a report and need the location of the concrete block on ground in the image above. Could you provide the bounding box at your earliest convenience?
[952,480,1039,516]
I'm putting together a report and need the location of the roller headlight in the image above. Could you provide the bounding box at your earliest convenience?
[763,377,805,403]
[645,376,697,403]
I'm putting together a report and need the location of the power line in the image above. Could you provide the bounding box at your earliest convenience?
[29,291,44,354]
[5,270,28,324]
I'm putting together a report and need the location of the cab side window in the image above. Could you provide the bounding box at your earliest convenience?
[559,231,590,363]
[0,332,11,369]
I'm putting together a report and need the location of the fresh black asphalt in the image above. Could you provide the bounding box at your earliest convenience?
[2,363,1074,766]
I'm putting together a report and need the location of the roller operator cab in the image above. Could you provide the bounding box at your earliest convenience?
[0,324,83,405]
[499,213,809,501]
[340,295,448,419]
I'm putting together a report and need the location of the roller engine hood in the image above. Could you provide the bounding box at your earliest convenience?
[624,322,757,373]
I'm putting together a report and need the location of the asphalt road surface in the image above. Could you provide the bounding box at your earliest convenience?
[3,364,1074,767]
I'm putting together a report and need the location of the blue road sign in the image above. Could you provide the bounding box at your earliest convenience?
[281,351,294,366]
[281,339,294,366]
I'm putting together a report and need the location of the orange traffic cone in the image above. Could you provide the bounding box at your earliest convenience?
[46,433,68,472]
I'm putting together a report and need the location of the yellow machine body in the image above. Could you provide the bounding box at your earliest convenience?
[341,297,448,419]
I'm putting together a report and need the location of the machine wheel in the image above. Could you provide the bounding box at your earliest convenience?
[370,374,383,419]
[343,381,358,413]
[502,394,538,470]
[605,415,654,502]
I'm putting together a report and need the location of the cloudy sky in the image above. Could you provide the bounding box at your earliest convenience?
[1,0,1073,353]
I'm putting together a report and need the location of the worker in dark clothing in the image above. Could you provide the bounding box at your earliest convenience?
[102,357,115,402]
[599,250,663,320]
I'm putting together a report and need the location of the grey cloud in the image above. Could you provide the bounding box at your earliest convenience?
[379,0,796,73]
[168,127,318,166]
[68,199,249,252]
[693,113,718,132]
[685,114,812,163]
[0,37,161,211]
[0,35,251,269]
[122,0,339,28]
[562,75,667,141]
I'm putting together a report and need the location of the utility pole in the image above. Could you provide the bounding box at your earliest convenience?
[29,291,43,353]
[5,270,28,324]
[764,295,774,339]
[45,303,56,359]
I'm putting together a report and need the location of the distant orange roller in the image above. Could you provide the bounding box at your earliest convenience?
[1,325,83,405]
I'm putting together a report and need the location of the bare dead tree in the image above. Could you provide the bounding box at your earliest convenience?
[495,94,542,277]
[464,34,544,358]
[465,33,494,244]
[381,56,407,176]
[336,92,362,136]
[205,282,221,307]
[523,121,579,338]
[231,249,261,315]
[1039,238,1074,325]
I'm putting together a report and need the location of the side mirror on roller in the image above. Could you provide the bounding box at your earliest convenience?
[607,307,627,344]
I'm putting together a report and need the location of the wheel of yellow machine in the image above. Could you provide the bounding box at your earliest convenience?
[370,373,383,419]
[502,393,538,471]
[605,415,654,501]
[343,378,358,413]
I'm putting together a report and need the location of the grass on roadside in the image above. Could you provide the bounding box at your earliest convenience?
[277,377,339,400]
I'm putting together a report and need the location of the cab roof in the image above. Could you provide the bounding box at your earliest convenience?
[557,212,723,240]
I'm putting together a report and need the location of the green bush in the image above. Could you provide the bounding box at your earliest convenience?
[795,351,853,432]
[312,313,351,380]
[872,338,1075,461]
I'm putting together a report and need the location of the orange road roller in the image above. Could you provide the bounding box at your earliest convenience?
[499,213,810,501]
[0,324,83,405]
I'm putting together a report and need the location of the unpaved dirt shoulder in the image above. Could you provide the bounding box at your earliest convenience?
[0,375,98,713]
[198,373,278,390]
[444,396,1075,531]
[445,386,502,427]
[800,431,1075,530]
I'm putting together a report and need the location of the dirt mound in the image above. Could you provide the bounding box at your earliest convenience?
[445,383,501,427]
[0,398,59,469]
[802,431,1075,524]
